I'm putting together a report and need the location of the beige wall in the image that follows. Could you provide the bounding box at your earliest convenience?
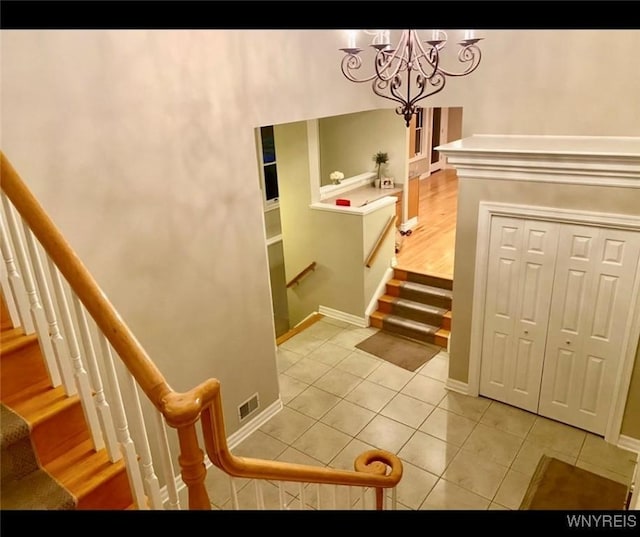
[622,344,640,439]
[449,179,640,438]
[319,109,408,185]
[2,28,640,450]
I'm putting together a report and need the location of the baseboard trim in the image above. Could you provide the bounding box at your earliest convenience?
[161,397,284,508]
[318,305,368,327]
[445,378,469,395]
[399,217,418,233]
[618,435,640,454]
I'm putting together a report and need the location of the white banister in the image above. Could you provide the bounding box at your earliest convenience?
[72,295,120,461]
[152,409,180,510]
[1,196,62,386]
[299,483,306,510]
[230,478,240,510]
[332,484,337,510]
[278,482,286,510]
[98,334,148,510]
[0,210,33,333]
[47,259,103,450]
[254,480,265,510]
[123,371,163,509]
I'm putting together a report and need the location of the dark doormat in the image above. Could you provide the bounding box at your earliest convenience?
[520,455,630,510]
[355,330,442,372]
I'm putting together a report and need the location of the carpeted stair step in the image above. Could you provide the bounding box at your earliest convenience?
[394,269,453,291]
[371,312,449,348]
[0,403,76,510]
[385,279,453,310]
[377,295,447,326]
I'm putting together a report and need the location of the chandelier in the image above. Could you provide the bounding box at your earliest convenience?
[339,29,483,127]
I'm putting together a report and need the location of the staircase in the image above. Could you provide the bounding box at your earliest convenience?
[0,292,136,510]
[370,268,452,349]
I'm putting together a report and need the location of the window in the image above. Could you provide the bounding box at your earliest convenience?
[413,107,424,157]
[259,125,279,208]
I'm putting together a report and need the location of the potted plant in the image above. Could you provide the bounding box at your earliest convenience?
[373,151,389,185]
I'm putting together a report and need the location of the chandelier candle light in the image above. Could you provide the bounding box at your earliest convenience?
[340,29,483,127]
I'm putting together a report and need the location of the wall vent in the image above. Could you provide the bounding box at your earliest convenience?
[238,393,260,421]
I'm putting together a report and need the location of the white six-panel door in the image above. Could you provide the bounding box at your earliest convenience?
[480,216,640,435]
[480,216,559,413]
[539,224,640,434]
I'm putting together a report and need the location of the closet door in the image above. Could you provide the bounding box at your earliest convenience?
[480,216,559,412]
[539,225,640,435]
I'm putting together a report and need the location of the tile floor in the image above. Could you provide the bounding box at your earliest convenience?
[194,317,638,511]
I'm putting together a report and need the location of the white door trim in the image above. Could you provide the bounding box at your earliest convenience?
[468,201,640,444]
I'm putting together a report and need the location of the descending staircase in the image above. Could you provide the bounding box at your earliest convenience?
[370,268,452,349]
[0,292,136,510]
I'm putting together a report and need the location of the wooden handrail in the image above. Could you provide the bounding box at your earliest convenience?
[365,215,397,268]
[286,261,316,288]
[201,378,403,504]
[0,152,403,510]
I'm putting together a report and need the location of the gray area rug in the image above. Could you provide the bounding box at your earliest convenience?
[1,402,76,510]
[356,330,442,372]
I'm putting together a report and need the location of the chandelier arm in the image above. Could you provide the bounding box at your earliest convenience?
[435,45,482,77]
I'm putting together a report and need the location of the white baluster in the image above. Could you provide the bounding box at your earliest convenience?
[254,480,265,510]
[298,483,305,510]
[152,409,180,510]
[46,260,103,449]
[123,371,163,509]
[229,477,240,510]
[332,485,337,510]
[72,296,120,460]
[316,483,321,510]
[98,335,148,509]
[278,482,286,510]
[391,486,397,510]
[348,487,353,510]
[361,487,366,510]
[1,197,62,386]
[0,209,33,332]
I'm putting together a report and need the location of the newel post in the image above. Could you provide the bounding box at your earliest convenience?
[176,423,211,510]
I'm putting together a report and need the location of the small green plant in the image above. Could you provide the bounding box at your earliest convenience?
[373,151,389,181]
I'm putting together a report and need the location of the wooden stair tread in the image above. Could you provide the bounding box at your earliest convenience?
[1,377,55,407]
[46,439,127,499]
[1,328,36,354]
[6,385,81,426]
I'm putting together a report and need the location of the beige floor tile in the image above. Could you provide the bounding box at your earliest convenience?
[301,321,345,342]
[335,351,382,378]
[442,450,509,500]
[461,423,523,466]
[287,385,341,420]
[329,326,378,349]
[320,317,351,328]
[328,438,378,471]
[400,375,448,406]
[419,478,490,510]
[259,406,316,445]
[344,379,397,413]
[320,399,377,436]
[280,332,326,355]
[493,468,531,510]
[488,502,510,510]
[221,479,295,510]
[578,433,638,478]
[479,401,537,438]
[204,464,250,509]
[526,416,586,458]
[397,430,459,476]
[282,357,332,384]
[437,392,491,421]
[305,341,353,367]
[291,422,353,464]
[417,354,449,382]
[274,446,326,498]
[419,408,477,447]
[575,460,634,486]
[278,373,309,404]
[356,415,415,453]
[276,347,304,373]
[366,361,414,391]
[387,461,438,510]
[511,440,578,477]
[380,393,436,429]
[232,430,288,460]
[313,368,362,397]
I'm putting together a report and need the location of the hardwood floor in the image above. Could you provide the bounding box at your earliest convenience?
[395,168,458,279]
